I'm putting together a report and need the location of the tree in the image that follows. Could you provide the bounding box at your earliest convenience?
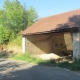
[0,26,11,44]
[0,0,38,43]
[27,6,38,26]
[2,0,28,33]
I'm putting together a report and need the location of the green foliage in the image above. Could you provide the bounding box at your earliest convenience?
[38,59,56,66]
[27,6,38,26]
[2,0,28,32]
[12,53,44,64]
[70,58,80,71]
[70,63,80,71]
[0,0,38,44]
[57,61,70,68]
[0,26,11,44]
[0,26,4,43]
[74,58,80,64]
[9,36,22,47]
[11,54,80,72]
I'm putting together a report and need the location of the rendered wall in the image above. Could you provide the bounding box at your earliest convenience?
[25,32,73,56]
[22,37,26,53]
[25,34,52,55]
[73,32,80,59]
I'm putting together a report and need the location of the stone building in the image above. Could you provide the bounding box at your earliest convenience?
[21,9,80,60]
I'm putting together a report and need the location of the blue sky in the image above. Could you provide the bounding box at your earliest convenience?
[0,0,80,18]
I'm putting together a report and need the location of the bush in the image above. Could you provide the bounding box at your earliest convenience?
[0,26,16,44]
[9,36,22,47]
[12,52,45,64]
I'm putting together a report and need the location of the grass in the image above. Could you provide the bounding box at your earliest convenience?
[1,52,80,72]
[11,53,80,72]
[11,53,45,64]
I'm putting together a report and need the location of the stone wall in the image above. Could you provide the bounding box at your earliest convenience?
[73,32,80,59]
[25,32,73,57]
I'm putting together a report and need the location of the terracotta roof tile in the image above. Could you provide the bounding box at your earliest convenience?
[21,9,80,35]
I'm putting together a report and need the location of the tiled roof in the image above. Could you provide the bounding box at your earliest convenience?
[21,9,80,35]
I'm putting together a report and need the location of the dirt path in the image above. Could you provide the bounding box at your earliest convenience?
[0,59,80,80]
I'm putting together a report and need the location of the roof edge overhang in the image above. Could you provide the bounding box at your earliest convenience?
[21,27,79,36]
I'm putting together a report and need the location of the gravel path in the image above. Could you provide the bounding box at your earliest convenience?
[0,59,80,80]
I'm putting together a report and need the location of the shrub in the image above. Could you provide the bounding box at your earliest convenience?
[9,36,22,47]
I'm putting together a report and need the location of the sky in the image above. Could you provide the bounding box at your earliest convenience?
[0,0,80,18]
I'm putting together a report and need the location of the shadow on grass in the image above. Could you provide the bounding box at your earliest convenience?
[38,59,57,67]
[0,59,80,80]
[11,53,80,72]
[38,59,80,72]
[0,51,9,58]
[0,50,15,58]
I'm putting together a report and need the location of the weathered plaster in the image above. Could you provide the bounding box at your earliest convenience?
[73,32,80,59]
[22,36,26,53]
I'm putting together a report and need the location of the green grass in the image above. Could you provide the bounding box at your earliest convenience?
[11,53,45,64]
[11,53,80,72]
